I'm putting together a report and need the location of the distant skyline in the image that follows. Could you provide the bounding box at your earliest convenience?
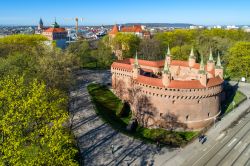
[0,0,250,26]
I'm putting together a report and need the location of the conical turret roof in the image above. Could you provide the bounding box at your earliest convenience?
[134,51,139,67]
[208,47,214,62]
[189,47,195,59]
[216,52,223,68]
[198,55,206,74]
[167,45,171,56]
[163,59,170,74]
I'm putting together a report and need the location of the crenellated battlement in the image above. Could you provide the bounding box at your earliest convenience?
[111,47,224,130]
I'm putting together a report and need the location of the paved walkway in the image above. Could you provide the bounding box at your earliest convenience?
[69,70,178,166]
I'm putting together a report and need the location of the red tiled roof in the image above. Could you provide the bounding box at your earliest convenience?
[111,62,132,71]
[168,80,204,89]
[136,75,164,87]
[207,76,223,87]
[129,58,164,67]
[121,25,142,33]
[44,28,66,33]
[109,25,119,35]
[141,68,154,73]
[136,76,223,89]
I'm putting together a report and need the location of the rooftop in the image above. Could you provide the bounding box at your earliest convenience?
[111,58,223,89]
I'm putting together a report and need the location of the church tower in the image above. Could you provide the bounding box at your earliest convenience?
[189,47,196,68]
[38,18,43,30]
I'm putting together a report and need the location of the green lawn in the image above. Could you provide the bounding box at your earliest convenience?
[87,83,198,147]
[223,90,247,114]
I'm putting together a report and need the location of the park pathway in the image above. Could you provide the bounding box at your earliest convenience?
[69,70,178,166]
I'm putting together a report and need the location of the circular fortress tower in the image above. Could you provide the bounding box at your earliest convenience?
[111,47,224,130]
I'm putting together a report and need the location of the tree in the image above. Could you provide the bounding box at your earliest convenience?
[0,76,78,165]
[37,48,80,90]
[91,39,114,68]
[0,34,47,58]
[139,38,163,60]
[112,33,140,59]
[226,42,250,78]
[66,41,91,66]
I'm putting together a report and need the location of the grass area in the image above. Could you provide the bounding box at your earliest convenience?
[223,90,247,114]
[87,83,198,147]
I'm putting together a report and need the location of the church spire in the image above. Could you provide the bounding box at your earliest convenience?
[216,52,222,68]
[167,45,171,56]
[199,55,206,74]
[189,46,195,59]
[208,47,214,62]
[134,51,139,67]
[163,60,170,74]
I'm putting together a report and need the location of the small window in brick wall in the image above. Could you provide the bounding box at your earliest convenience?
[186,115,189,120]
[208,112,210,117]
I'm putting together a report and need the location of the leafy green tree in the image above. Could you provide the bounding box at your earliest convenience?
[0,34,47,57]
[93,40,114,67]
[171,45,192,61]
[139,38,163,60]
[0,76,78,166]
[37,48,80,90]
[67,41,91,66]
[226,42,250,78]
[112,33,140,58]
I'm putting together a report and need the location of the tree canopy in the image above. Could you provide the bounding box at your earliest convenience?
[0,76,78,165]
[0,34,79,165]
[226,42,250,78]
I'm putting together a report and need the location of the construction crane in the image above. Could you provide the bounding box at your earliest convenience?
[64,17,83,34]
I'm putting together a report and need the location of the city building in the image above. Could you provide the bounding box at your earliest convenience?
[111,47,224,130]
[109,24,151,39]
[42,20,67,48]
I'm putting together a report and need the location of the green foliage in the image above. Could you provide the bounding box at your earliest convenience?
[112,33,140,58]
[0,34,79,165]
[0,34,47,57]
[171,45,191,61]
[151,29,250,78]
[87,83,198,147]
[92,40,114,67]
[222,90,247,114]
[139,38,163,60]
[0,76,78,166]
[67,41,91,65]
[226,42,250,78]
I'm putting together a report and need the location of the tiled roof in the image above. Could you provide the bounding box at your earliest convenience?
[207,76,223,87]
[111,58,223,89]
[111,62,132,71]
[136,75,164,87]
[44,28,66,33]
[121,25,142,33]
[109,25,119,35]
[168,80,204,89]
[129,58,164,67]
[136,76,223,89]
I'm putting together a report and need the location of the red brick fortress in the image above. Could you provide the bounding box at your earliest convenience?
[111,47,224,130]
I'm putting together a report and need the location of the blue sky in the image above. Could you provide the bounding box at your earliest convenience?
[0,0,249,25]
